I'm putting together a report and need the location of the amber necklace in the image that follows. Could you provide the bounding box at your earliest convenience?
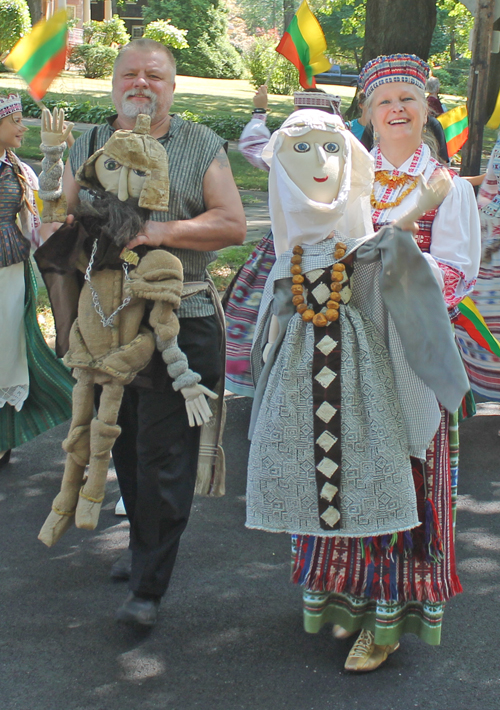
[290,242,347,328]
[370,170,419,210]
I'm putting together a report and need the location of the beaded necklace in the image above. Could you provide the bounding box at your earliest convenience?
[290,241,347,327]
[370,170,419,210]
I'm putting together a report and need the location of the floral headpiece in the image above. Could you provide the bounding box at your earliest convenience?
[358,54,430,97]
[0,94,22,120]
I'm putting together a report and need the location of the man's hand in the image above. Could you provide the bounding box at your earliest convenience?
[39,214,75,242]
[127,220,166,249]
[41,107,74,147]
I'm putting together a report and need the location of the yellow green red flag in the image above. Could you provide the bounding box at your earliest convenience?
[436,105,468,157]
[276,1,331,89]
[456,296,500,357]
[4,10,68,102]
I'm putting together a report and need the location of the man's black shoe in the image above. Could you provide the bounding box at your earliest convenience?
[116,592,160,627]
[110,549,132,581]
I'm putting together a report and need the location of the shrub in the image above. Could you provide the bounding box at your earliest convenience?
[83,15,130,47]
[0,0,31,56]
[143,19,188,50]
[433,58,470,97]
[245,30,300,96]
[68,44,119,79]
[179,110,283,140]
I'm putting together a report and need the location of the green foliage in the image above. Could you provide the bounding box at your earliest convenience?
[208,242,257,291]
[317,0,365,69]
[143,0,243,78]
[83,15,130,47]
[19,92,115,122]
[245,29,300,95]
[429,0,473,64]
[433,57,470,96]
[0,0,31,56]
[68,44,119,79]
[180,108,282,140]
[143,19,189,50]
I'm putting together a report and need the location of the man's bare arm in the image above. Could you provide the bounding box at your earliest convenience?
[127,148,247,251]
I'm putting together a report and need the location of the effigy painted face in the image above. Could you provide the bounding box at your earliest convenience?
[277,128,345,203]
[95,153,148,202]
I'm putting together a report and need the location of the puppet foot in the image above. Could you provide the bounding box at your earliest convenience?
[38,509,75,547]
[344,629,399,672]
[75,493,103,530]
[116,592,160,627]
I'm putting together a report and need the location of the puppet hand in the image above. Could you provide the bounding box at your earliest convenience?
[262,342,272,363]
[41,107,74,147]
[416,171,453,214]
[254,85,268,110]
[180,384,218,427]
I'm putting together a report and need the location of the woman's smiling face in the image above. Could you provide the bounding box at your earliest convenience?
[277,128,345,203]
[370,82,427,149]
[0,112,26,152]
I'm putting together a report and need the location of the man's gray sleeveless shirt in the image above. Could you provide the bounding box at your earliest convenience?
[69,114,226,317]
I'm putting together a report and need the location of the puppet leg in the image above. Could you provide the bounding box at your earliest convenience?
[75,377,123,530]
[38,368,94,547]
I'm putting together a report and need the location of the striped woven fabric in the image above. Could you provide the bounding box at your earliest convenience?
[294,410,461,645]
[225,232,275,396]
[0,260,74,450]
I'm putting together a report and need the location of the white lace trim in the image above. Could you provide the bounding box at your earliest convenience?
[0,384,29,411]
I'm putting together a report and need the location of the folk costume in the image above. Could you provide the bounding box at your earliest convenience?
[248,55,480,665]
[225,92,342,397]
[456,130,500,400]
[0,94,73,461]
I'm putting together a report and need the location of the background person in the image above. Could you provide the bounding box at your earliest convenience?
[0,93,73,469]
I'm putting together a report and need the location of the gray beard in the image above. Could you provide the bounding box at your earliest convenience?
[120,90,158,118]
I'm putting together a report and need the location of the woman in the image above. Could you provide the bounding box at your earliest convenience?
[0,94,73,468]
[248,55,480,673]
[456,129,500,401]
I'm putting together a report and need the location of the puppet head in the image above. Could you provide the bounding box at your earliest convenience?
[75,114,169,211]
[262,109,374,257]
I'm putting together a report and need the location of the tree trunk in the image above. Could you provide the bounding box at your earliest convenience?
[26,0,43,23]
[362,0,437,64]
[283,0,296,33]
[461,0,495,177]
[486,17,500,120]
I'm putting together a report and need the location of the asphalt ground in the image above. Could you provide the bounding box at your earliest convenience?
[1,394,499,710]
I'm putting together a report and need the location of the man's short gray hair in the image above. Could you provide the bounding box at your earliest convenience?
[426,76,440,94]
[114,39,176,79]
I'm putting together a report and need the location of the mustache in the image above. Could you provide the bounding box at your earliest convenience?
[123,89,156,100]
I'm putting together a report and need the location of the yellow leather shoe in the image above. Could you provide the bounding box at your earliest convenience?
[344,629,400,672]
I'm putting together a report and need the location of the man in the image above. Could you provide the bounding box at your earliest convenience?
[62,39,246,626]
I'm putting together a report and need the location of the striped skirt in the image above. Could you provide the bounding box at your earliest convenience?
[293,409,462,646]
[0,259,74,451]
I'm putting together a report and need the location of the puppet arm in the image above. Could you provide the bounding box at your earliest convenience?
[39,108,74,223]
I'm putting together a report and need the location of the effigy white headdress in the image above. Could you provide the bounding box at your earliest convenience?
[262,109,374,257]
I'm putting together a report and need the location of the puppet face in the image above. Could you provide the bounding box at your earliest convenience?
[277,129,345,203]
[95,153,147,201]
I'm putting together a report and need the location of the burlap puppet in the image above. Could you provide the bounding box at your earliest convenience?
[37,111,219,547]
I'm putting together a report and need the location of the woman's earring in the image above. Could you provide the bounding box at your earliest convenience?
[373,129,379,142]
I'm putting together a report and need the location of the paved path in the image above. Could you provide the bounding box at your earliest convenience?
[1,396,499,710]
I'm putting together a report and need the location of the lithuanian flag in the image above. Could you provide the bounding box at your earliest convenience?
[456,296,500,357]
[276,1,331,89]
[4,10,68,102]
[487,87,500,130]
[436,105,468,158]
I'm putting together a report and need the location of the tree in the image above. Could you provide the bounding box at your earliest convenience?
[0,0,31,56]
[362,0,437,63]
[143,0,243,78]
[25,0,42,24]
[430,0,473,63]
[317,0,365,69]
